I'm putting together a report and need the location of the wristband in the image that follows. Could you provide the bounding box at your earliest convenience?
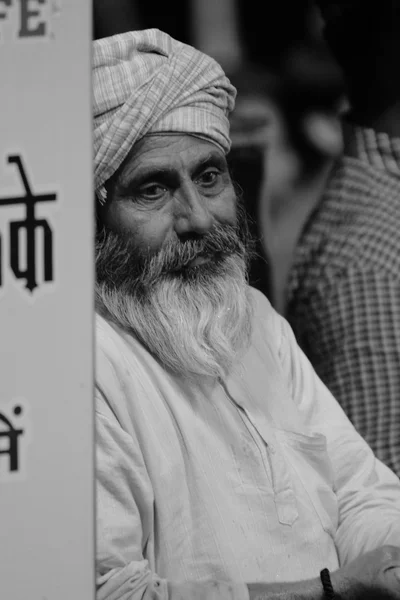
[320,568,335,599]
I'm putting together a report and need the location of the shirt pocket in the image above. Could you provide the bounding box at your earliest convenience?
[274,429,339,537]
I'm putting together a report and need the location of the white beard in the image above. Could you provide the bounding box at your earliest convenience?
[96,252,253,381]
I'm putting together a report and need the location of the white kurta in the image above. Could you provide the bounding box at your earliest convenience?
[95,287,400,600]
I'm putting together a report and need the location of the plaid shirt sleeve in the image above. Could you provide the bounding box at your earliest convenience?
[286,125,400,478]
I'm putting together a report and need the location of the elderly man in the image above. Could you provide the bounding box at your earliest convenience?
[94,29,400,600]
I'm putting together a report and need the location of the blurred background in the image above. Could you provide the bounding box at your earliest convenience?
[93,0,347,313]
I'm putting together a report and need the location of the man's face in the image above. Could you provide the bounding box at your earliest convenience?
[96,133,253,381]
[99,134,237,257]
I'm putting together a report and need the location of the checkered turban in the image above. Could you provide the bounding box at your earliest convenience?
[93,29,236,202]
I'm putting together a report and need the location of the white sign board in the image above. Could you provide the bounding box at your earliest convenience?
[0,2,95,599]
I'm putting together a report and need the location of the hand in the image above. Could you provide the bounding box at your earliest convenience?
[331,546,400,599]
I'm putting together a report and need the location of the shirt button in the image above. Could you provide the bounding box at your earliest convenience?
[269,444,276,454]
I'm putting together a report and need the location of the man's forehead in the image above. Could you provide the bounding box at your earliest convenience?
[118,133,227,182]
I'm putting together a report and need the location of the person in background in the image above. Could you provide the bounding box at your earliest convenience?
[228,49,344,309]
[94,29,400,600]
[286,0,400,478]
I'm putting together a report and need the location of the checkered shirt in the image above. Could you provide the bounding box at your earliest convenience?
[286,125,400,477]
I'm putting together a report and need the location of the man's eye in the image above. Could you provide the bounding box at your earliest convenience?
[196,170,221,187]
[137,184,167,200]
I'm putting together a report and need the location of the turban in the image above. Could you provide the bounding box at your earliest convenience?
[93,29,237,201]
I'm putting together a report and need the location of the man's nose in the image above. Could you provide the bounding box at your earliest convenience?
[173,183,213,236]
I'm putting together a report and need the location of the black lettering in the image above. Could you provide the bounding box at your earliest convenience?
[0,154,56,293]
[10,218,53,291]
[0,406,24,473]
[0,0,12,39]
[0,0,12,17]
[19,0,46,38]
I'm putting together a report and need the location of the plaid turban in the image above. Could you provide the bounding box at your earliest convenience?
[93,29,237,202]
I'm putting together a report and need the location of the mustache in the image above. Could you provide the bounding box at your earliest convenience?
[96,202,255,292]
[144,223,247,276]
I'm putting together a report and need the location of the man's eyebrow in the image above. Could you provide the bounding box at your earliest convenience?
[197,151,227,167]
[117,151,227,190]
[118,165,175,189]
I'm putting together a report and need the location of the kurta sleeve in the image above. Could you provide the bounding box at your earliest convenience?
[96,383,249,600]
[96,401,167,600]
[277,311,400,566]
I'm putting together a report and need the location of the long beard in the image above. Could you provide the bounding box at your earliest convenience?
[95,208,254,381]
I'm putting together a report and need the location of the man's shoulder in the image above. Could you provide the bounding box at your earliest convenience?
[249,286,273,319]
[95,312,145,383]
[96,312,124,359]
[248,286,285,348]
[95,313,125,383]
[94,312,163,422]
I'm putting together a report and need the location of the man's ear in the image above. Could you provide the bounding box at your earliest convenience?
[94,195,104,235]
